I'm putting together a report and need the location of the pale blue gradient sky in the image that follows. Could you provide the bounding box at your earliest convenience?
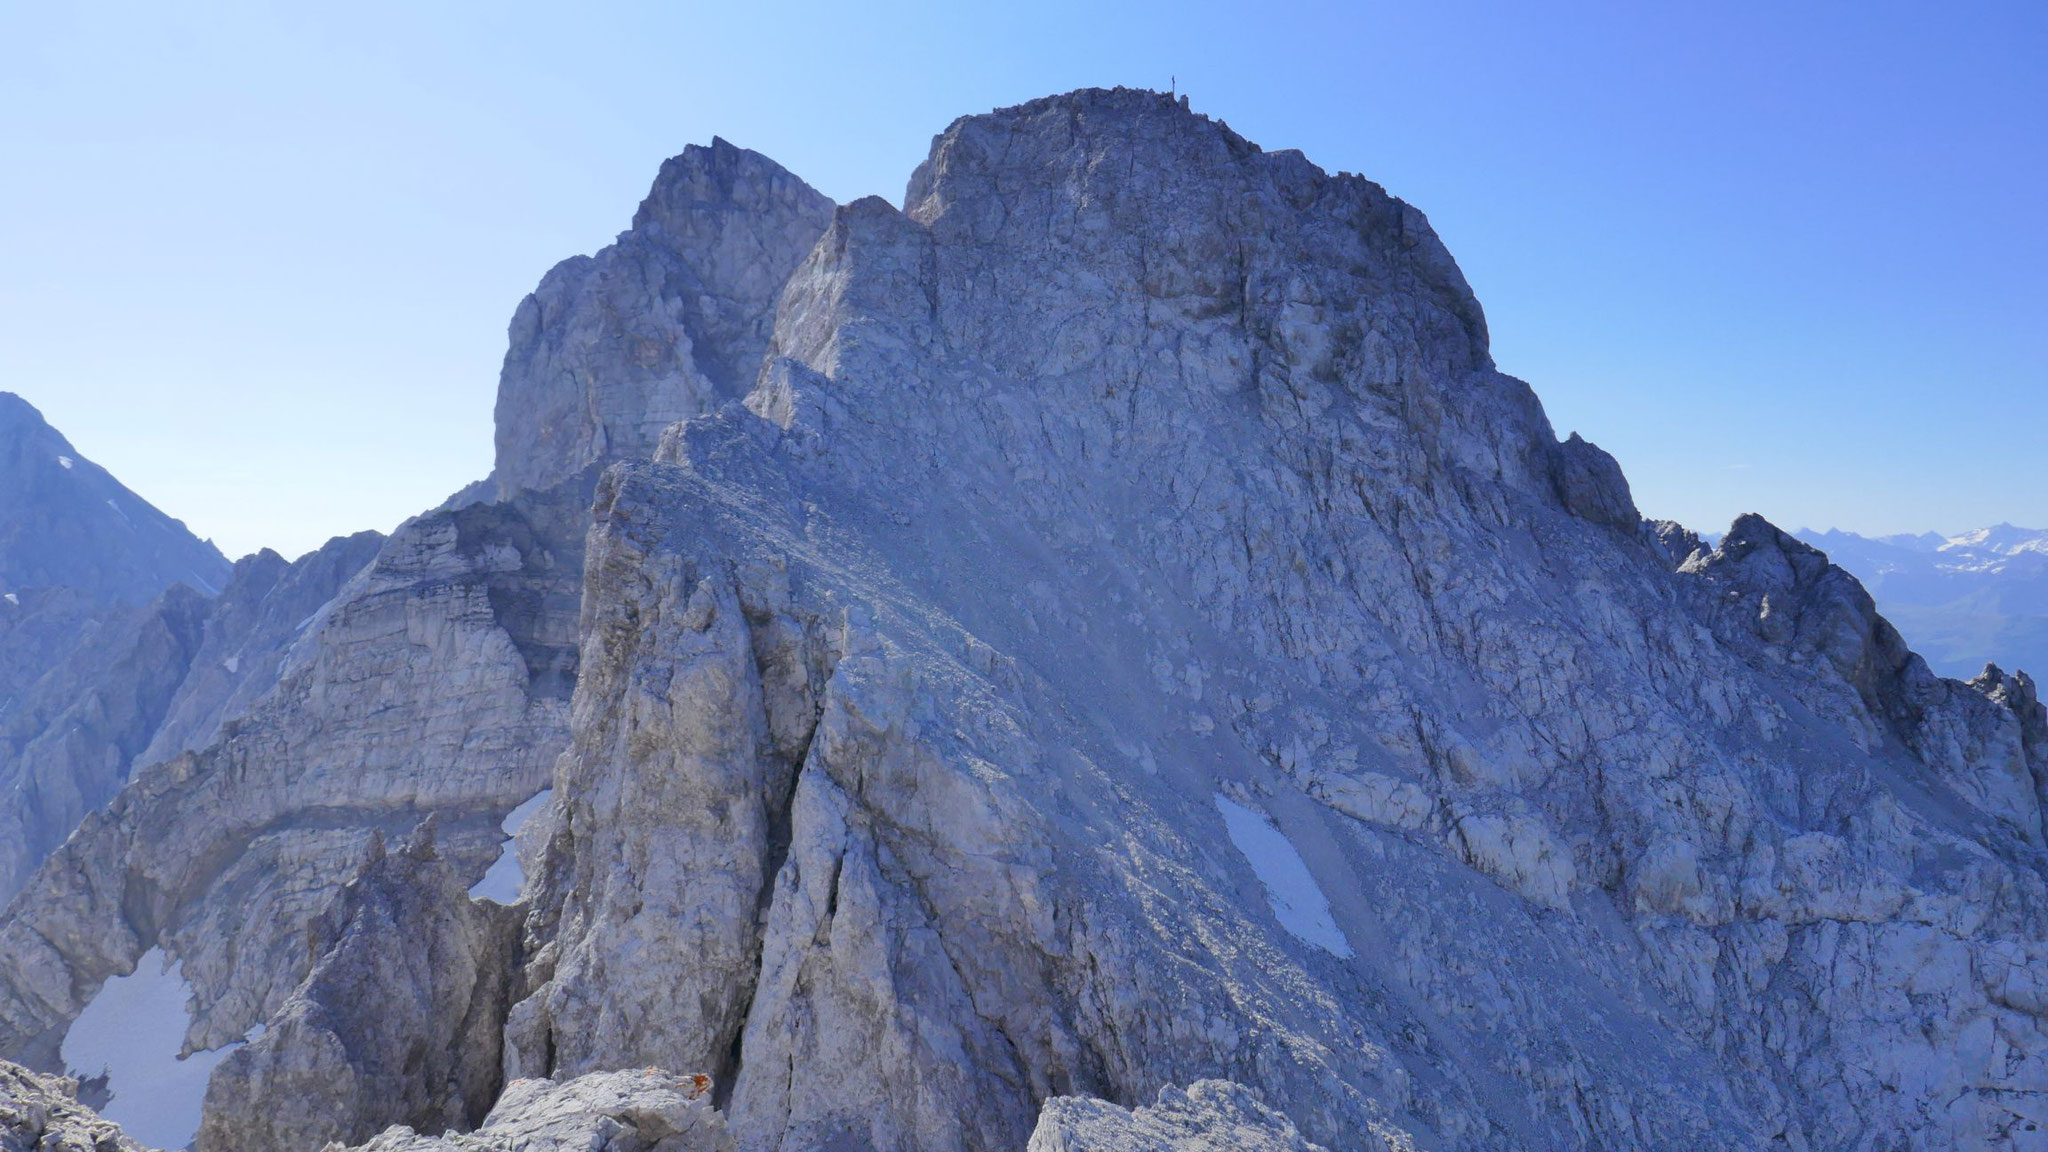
[3,1,2042,559]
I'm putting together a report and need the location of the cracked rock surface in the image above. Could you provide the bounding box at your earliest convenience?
[330,1070,731,1152]
[1029,1080,1333,1152]
[0,1060,154,1152]
[506,89,2048,1151]
[0,88,2044,1152]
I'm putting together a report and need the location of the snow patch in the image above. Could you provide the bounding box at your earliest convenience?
[222,655,240,674]
[57,455,74,469]
[2,593,16,606]
[61,947,242,1150]
[469,788,552,904]
[1214,795,1354,957]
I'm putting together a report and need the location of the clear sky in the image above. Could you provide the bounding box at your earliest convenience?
[3,1,2042,560]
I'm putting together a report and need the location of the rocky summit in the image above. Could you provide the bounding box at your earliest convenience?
[1,89,2043,1152]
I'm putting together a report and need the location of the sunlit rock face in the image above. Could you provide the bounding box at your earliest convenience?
[3,88,2047,1152]
[498,89,2048,1151]
[0,477,592,1080]
[489,138,835,500]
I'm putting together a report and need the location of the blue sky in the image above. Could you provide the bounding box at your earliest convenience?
[3,1,2042,559]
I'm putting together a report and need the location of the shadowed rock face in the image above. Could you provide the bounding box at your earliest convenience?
[0,475,593,1076]
[329,1069,732,1152]
[0,392,229,605]
[0,533,389,904]
[198,818,522,1152]
[0,397,255,903]
[4,88,2048,1152]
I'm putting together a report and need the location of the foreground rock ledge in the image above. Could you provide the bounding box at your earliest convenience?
[328,1070,731,1152]
[0,1059,155,1152]
[1029,1081,1337,1152]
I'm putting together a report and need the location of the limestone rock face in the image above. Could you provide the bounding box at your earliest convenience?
[0,1059,154,1152]
[136,531,388,769]
[0,477,590,1073]
[490,139,833,499]
[332,1070,731,1152]
[1028,1080,1335,1152]
[502,89,2048,1152]
[197,818,521,1152]
[4,87,2047,1152]
[0,532,386,903]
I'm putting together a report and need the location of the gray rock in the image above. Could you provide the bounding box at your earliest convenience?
[7,87,2048,1152]
[197,817,521,1152]
[0,1058,154,1152]
[0,588,208,903]
[329,1069,730,1152]
[0,532,384,903]
[490,139,833,499]
[0,395,248,902]
[502,89,2048,1151]
[0,392,229,605]
[1028,1081,1338,1152]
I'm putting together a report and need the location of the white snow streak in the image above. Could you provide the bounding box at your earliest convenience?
[57,455,74,469]
[1214,795,1354,957]
[61,947,242,1150]
[469,788,552,903]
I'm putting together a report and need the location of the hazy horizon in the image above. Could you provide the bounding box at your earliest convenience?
[6,1,2042,559]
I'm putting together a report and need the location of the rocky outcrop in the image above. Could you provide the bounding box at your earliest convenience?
[331,1070,730,1152]
[1682,514,2047,841]
[0,1059,153,1152]
[0,392,229,604]
[490,139,833,499]
[1028,1081,1337,1152]
[5,88,2047,1152]
[500,89,2048,1151]
[137,531,387,769]
[198,818,521,1152]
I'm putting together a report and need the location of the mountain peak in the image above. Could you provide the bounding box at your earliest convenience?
[0,392,230,602]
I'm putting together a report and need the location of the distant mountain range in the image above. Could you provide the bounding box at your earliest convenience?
[1795,524,2048,679]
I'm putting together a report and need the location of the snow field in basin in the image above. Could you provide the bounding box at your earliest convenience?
[1213,794,1355,958]
[470,787,553,903]
[61,947,245,1150]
